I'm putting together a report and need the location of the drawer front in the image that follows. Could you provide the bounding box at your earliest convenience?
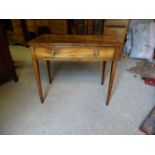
[34,47,115,61]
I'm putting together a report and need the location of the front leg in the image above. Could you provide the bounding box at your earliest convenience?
[106,60,117,105]
[46,60,52,84]
[101,61,106,85]
[30,47,44,103]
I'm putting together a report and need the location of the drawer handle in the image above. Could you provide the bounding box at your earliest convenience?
[94,50,99,57]
[50,50,55,56]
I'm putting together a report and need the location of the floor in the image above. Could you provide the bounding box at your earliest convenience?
[0,45,154,135]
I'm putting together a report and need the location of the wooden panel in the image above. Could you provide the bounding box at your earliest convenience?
[25,19,68,34]
[37,20,50,27]
[50,20,68,34]
[69,19,103,34]
[104,27,127,43]
[34,47,115,61]
[104,19,129,27]
[25,19,37,32]
[104,27,128,58]
[7,20,25,44]
[11,20,23,34]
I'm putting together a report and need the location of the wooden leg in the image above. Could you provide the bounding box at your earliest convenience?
[106,61,117,106]
[13,71,18,82]
[101,61,106,85]
[32,59,44,103]
[46,60,52,84]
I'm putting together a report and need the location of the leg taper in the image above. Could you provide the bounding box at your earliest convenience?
[101,61,106,85]
[13,71,18,82]
[106,61,117,105]
[46,60,52,84]
[32,59,44,103]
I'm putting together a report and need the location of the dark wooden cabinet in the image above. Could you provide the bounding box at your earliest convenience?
[25,19,68,40]
[2,19,129,44]
[2,19,27,45]
[0,23,18,84]
[68,19,104,34]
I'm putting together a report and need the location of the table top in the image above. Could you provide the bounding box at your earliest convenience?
[28,34,121,47]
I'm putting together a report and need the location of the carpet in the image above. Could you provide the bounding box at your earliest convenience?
[127,60,155,78]
[139,106,155,135]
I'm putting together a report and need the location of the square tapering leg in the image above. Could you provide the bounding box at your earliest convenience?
[106,61,117,105]
[101,61,106,85]
[46,60,52,84]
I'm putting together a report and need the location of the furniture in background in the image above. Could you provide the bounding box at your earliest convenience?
[0,23,18,84]
[2,19,27,45]
[25,19,68,40]
[68,19,104,34]
[1,19,129,45]
[1,19,68,44]
[104,19,129,51]
[28,34,122,105]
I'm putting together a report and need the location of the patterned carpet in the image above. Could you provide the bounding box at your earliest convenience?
[140,106,155,134]
[127,60,155,78]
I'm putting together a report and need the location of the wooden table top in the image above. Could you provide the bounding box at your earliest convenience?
[28,34,121,47]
